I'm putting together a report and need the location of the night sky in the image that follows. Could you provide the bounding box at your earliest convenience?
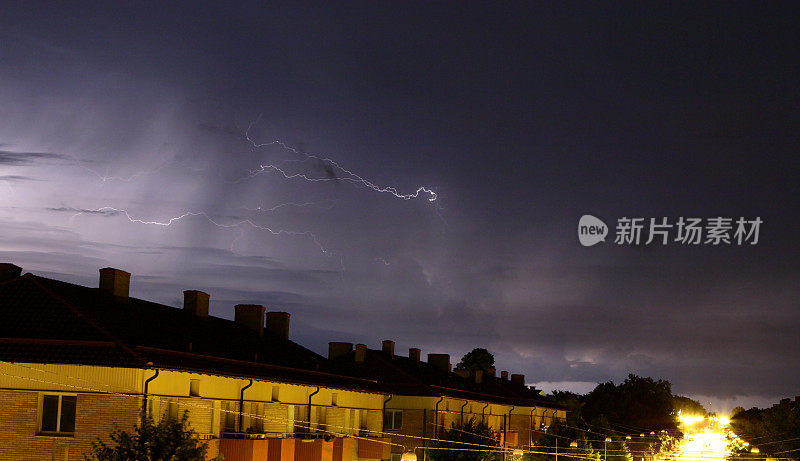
[1,2,798,412]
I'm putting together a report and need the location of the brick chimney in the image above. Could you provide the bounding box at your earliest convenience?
[501,371,509,380]
[0,263,22,282]
[265,311,290,340]
[183,290,209,318]
[234,304,265,336]
[328,342,353,360]
[474,369,484,384]
[511,374,525,386]
[428,353,451,373]
[354,344,367,364]
[382,340,395,357]
[99,267,130,297]
[409,348,421,363]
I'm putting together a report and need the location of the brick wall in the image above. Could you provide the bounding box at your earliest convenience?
[0,390,139,461]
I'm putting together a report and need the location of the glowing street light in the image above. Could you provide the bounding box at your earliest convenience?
[570,441,578,448]
[400,449,418,461]
[751,448,760,454]
[605,437,612,461]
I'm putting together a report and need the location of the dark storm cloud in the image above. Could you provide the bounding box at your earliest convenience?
[0,175,39,182]
[46,207,123,217]
[0,150,69,165]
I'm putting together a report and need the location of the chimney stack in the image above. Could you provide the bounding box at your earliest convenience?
[183,290,209,318]
[234,304,265,336]
[0,263,22,282]
[328,342,353,360]
[265,312,290,340]
[99,267,130,297]
[354,344,367,364]
[428,353,451,373]
[382,340,395,357]
[409,348,421,363]
[474,369,484,384]
[486,367,496,378]
[511,374,525,386]
[501,371,509,380]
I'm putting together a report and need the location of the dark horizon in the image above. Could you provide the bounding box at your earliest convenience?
[1,2,798,413]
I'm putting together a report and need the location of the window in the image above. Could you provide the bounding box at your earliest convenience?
[223,401,237,433]
[40,394,76,434]
[189,379,200,397]
[167,400,179,420]
[383,409,403,431]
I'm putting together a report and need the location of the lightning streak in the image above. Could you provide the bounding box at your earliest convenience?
[70,207,331,255]
[244,121,437,202]
[241,200,338,213]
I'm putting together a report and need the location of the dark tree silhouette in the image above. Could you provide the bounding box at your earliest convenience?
[455,348,495,372]
[429,416,501,461]
[84,411,221,461]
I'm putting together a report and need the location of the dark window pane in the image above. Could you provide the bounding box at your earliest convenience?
[383,411,392,429]
[60,396,76,432]
[394,411,402,429]
[41,395,59,432]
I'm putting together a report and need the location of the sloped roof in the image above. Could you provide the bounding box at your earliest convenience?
[328,348,565,409]
[0,272,380,392]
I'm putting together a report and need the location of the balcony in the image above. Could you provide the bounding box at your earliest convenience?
[218,436,365,461]
[357,436,392,460]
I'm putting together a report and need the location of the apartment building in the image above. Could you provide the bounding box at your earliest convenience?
[327,341,567,460]
[0,264,391,461]
[0,262,565,461]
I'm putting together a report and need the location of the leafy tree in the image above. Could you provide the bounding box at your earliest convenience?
[429,416,501,461]
[730,406,745,417]
[530,419,599,461]
[455,348,495,372]
[673,396,707,416]
[730,402,800,461]
[84,411,222,461]
[583,375,678,435]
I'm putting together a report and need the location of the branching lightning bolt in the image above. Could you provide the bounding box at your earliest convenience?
[70,207,332,255]
[63,121,439,271]
[243,121,438,202]
[241,200,339,213]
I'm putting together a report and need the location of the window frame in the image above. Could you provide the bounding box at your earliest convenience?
[384,409,403,431]
[38,393,77,436]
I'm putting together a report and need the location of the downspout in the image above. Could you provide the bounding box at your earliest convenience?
[142,369,159,424]
[481,402,490,423]
[460,400,469,425]
[530,406,537,449]
[383,394,394,430]
[308,386,320,434]
[433,396,444,438]
[239,379,253,433]
[504,405,515,461]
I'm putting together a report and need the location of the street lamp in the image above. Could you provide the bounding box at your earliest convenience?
[626,436,632,441]
[605,437,612,461]
[751,448,760,454]
[570,441,578,448]
[400,449,418,461]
